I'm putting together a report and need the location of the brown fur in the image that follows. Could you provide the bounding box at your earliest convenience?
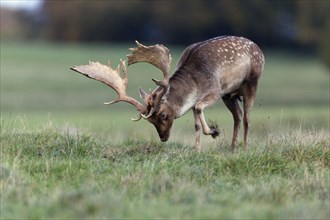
[146,36,264,151]
[72,36,265,151]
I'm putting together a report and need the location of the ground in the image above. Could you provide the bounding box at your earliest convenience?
[1,41,329,218]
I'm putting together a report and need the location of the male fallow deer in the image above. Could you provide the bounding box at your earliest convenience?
[71,36,265,151]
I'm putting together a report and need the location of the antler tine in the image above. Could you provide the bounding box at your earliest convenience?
[131,114,142,121]
[71,60,146,116]
[127,41,172,85]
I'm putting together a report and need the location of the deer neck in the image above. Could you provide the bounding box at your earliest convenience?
[165,72,198,118]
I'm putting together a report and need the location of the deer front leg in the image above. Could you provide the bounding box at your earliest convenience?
[193,108,202,151]
[195,102,219,138]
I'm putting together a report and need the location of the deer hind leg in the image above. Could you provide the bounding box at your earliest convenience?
[222,96,242,150]
[242,81,258,150]
[193,108,202,152]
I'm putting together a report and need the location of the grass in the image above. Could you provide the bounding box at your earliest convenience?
[1,121,329,218]
[1,40,329,218]
[1,41,329,112]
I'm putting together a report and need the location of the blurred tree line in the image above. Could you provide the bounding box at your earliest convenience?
[1,0,329,68]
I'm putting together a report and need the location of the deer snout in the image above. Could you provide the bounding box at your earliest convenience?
[157,129,171,142]
[159,133,169,142]
[160,136,168,142]
[153,124,170,142]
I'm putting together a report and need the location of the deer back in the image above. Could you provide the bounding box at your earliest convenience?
[162,36,264,118]
[167,36,264,102]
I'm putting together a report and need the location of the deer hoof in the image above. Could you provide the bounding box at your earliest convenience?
[210,127,220,138]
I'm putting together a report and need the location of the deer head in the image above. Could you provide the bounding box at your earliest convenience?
[71,41,174,141]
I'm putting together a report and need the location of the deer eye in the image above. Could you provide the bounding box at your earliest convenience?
[160,112,168,121]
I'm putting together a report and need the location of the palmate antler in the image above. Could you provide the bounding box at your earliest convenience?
[71,60,146,120]
[127,41,172,118]
[127,41,172,85]
[71,41,172,121]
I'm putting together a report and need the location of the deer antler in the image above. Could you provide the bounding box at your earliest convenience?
[127,41,172,118]
[71,60,146,120]
[127,41,172,87]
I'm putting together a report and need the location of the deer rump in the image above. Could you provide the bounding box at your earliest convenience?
[71,36,265,151]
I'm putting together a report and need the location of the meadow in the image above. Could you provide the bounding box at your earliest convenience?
[1,41,329,218]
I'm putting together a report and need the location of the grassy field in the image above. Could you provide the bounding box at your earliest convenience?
[1,41,329,218]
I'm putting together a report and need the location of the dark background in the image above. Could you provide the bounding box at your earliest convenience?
[1,0,329,68]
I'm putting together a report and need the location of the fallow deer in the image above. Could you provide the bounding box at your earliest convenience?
[71,36,265,151]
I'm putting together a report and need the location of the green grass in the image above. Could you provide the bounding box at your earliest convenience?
[1,41,329,112]
[1,40,329,218]
[1,122,329,218]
